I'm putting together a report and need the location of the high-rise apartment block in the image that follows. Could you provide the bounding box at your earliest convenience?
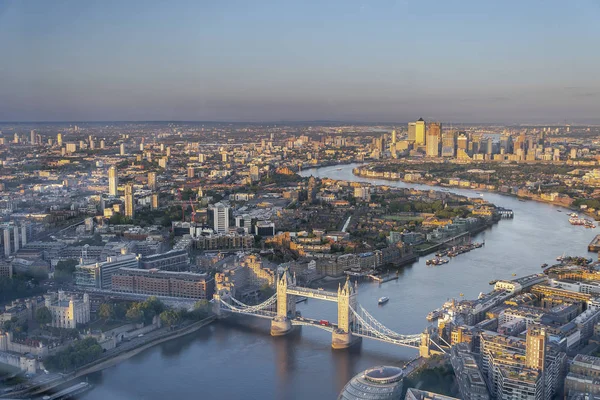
[108,166,118,196]
[212,202,230,234]
[148,172,157,190]
[124,183,135,218]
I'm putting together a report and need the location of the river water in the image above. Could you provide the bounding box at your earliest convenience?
[83,163,597,400]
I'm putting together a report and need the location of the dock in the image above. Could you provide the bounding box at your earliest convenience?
[367,274,399,283]
[588,234,600,252]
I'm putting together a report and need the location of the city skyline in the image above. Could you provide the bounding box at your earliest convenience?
[2,1,600,123]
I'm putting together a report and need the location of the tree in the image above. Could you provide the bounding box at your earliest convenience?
[159,310,181,327]
[126,304,143,323]
[35,306,53,326]
[98,303,114,321]
[114,302,128,320]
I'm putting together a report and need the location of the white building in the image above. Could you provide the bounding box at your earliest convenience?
[212,202,230,234]
[44,291,91,329]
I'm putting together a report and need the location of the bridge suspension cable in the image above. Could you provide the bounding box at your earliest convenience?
[218,293,278,318]
[350,305,423,348]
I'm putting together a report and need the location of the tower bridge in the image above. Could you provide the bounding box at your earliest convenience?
[213,270,446,357]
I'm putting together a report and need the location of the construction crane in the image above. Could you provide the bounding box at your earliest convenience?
[189,199,197,222]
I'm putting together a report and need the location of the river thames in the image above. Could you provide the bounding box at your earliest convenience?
[84,163,598,400]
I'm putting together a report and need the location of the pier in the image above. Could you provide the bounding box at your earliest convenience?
[589,234,600,252]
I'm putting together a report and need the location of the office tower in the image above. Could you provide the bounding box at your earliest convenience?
[159,157,167,168]
[89,139,95,150]
[407,122,416,143]
[213,202,230,234]
[415,118,426,145]
[500,135,512,154]
[187,167,195,178]
[441,131,456,157]
[3,229,10,257]
[166,146,171,157]
[148,172,157,190]
[160,143,165,151]
[108,166,119,196]
[198,153,206,163]
[120,143,126,156]
[485,138,494,155]
[21,226,27,247]
[526,326,546,371]
[471,133,483,154]
[100,140,105,149]
[13,228,19,252]
[79,140,85,149]
[426,122,441,157]
[13,133,18,144]
[124,183,135,218]
[391,130,397,144]
[139,142,144,151]
[221,152,228,162]
[30,130,36,145]
[151,193,159,210]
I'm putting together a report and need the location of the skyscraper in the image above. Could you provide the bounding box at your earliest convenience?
[212,202,230,234]
[407,122,416,143]
[120,143,126,156]
[415,118,426,145]
[426,122,441,157]
[148,172,157,190]
[187,167,195,178]
[151,193,159,210]
[108,166,118,196]
[30,130,36,145]
[124,183,135,218]
[441,131,456,157]
[57,133,63,146]
[391,130,397,144]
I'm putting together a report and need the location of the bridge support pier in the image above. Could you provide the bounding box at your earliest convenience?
[270,316,293,336]
[332,330,360,349]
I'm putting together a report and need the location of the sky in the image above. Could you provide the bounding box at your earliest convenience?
[1,0,600,123]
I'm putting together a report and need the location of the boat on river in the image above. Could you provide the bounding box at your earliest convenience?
[378,296,389,305]
[426,308,443,321]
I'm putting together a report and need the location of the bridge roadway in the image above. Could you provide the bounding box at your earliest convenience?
[291,317,337,332]
[286,286,338,302]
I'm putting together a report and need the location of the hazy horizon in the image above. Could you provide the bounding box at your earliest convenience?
[2,0,600,123]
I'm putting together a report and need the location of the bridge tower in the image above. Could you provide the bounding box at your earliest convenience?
[332,278,359,349]
[271,270,295,336]
[212,289,229,318]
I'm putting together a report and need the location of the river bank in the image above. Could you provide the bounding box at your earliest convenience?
[352,164,584,214]
[3,317,215,399]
